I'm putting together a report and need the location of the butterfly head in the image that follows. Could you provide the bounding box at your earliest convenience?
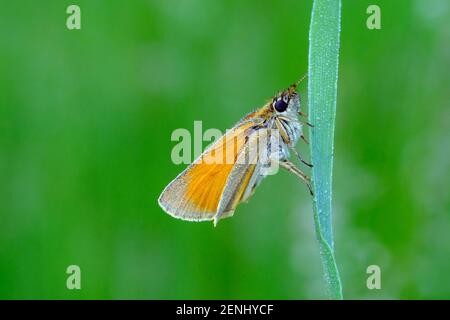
[271,87,300,115]
[271,74,306,116]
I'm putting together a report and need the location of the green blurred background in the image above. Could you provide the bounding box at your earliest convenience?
[1,0,449,299]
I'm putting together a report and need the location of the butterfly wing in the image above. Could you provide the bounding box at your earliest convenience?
[213,128,272,224]
[158,119,264,223]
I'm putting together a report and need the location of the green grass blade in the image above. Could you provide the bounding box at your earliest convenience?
[307,0,343,299]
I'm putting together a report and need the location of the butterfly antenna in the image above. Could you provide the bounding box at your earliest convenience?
[296,72,308,87]
[289,72,308,93]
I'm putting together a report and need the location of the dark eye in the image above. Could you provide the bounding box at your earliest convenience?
[274,97,288,112]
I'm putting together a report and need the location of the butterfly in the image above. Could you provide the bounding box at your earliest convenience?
[158,77,313,226]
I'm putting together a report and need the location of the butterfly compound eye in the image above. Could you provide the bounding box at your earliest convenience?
[274,97,288,112]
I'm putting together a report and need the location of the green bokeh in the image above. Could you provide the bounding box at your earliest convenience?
[0,0,449,299]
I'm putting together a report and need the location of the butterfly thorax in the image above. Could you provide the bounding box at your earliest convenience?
[243,92,303,148]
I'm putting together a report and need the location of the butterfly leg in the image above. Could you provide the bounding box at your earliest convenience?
[300,134,309,145]
[298,111,308,118]
[300,120,314,127]
[278,160,314,196]
[288,145,312,168]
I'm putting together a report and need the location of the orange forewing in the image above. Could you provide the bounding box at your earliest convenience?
[159,120,256,220]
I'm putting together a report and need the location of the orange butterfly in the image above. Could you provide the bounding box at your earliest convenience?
[159,78,313,226]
